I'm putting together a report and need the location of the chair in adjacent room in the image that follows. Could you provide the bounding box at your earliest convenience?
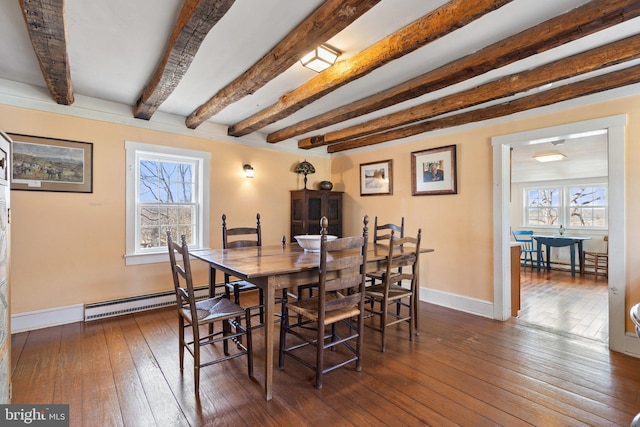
[364,228,421,352]
[512,230,540,270]
[278,215,368,389]
[581,235,608,278]
[167,232,253,396]
[366,216,405,286]
[222,213,265,323]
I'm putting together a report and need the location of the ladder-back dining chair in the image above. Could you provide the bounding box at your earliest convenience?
[167,232,253,397]
[222,213,265,323]
[512,230,540,270]
[364,228,421,352]
[581,235,608,278]
[367,216,405,285]
[278,215,368,389]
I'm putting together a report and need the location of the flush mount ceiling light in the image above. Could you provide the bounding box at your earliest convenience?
[300,44,340,72]
[534,153,565,162]
[243,164,254,178]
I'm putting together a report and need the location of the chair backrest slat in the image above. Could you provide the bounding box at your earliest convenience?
[382,229,422,294]
[512,230,535,251]
[373,216,404,244]
[167,232,197,317]
[222,213,262,249]
[316,215,369,324]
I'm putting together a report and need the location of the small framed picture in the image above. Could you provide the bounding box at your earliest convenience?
[9,134,93,193]
[411,145,457,196]
[360,159,393,196]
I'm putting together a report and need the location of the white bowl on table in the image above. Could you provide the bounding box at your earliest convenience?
[294,235,337,252]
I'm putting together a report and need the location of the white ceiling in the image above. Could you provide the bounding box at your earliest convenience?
[511,132,608,183]
[0,0,637,176]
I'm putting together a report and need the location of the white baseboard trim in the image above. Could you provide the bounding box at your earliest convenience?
[419,287,494,319]
[11,304,84,333]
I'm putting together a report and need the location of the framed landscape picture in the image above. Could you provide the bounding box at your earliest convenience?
[360,159,392,196]
[411,145,457,196]
[9,134,93,193]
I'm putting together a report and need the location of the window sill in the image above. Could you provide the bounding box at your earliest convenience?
[124,252,169,266]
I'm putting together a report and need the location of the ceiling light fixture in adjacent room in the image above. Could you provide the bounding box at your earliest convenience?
[534,153,565,162]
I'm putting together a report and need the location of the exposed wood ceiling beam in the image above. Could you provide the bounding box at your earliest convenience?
[134,0,235,120]
[299,33,640,149]
[287,0,640,146]
[227,0,513,137]
[19,0,73,105]
[327,64,640,153]
[184,0,381,129]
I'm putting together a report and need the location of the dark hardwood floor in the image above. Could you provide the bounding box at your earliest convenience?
[517,268,608,342]
[10,295,640,426]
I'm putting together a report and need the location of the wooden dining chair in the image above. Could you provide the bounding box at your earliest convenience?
[167,232,253,397]
[581,235,608,278]
[366,216,404,286]
[278,215,368,389]
[364,228,421,352]
[222,213,265,323]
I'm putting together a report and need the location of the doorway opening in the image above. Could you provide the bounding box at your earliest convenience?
[510,130,609,341]
[492,115,627,352]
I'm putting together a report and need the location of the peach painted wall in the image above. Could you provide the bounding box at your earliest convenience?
[0,105,330,314]
[3,92,640,334]
[332,93,640,332]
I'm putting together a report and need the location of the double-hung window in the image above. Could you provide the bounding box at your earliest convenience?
[524,182,607,229]
[125,142,210,265]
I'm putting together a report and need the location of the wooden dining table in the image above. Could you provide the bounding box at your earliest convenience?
[190,242,433,401]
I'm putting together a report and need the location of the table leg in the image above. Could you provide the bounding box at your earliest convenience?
[263,278,275,401]
[545,244,551,270]
[209,267,217,335]
[570,243,576,276]
[577,241,584,274]
[536,242,542,272]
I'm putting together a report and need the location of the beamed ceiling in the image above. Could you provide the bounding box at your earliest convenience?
[1,0,639,154]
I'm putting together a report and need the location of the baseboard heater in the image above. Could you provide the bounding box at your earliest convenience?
[84,285,211,321]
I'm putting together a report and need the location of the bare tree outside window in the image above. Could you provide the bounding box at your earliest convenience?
[138,159,196,248]
[569,186,607,227]
[525,185,607,228]
[527,188,560,225]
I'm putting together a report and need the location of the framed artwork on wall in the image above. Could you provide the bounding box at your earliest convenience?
[360,159,393,196]
[411,145,457,196]
[9,134,93,193]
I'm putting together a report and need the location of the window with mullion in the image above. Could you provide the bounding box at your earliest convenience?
[125,141,210,265]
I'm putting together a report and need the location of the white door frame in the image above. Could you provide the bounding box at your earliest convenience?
[492,115,627,352]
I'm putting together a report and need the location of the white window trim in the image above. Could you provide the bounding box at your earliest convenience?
[125,141,210,265]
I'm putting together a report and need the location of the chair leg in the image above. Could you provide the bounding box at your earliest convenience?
[315,322,325,389]
[381,300,388,352]
[193,325,201,396]
[245,309,254,378]
[258,288,265,324]
[408,295,414,342]
[278,293,289,370]
[178,317,185,371]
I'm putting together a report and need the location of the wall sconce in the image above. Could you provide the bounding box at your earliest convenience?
[534,153,565,162]
[243,164,254,178]
[300,44,341,72]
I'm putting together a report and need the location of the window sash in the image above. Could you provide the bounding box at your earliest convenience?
[125,141,210,265]
[524,184,607,229]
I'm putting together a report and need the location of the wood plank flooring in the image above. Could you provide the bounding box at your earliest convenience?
[10,298,640,426]
[517,268,608,342]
